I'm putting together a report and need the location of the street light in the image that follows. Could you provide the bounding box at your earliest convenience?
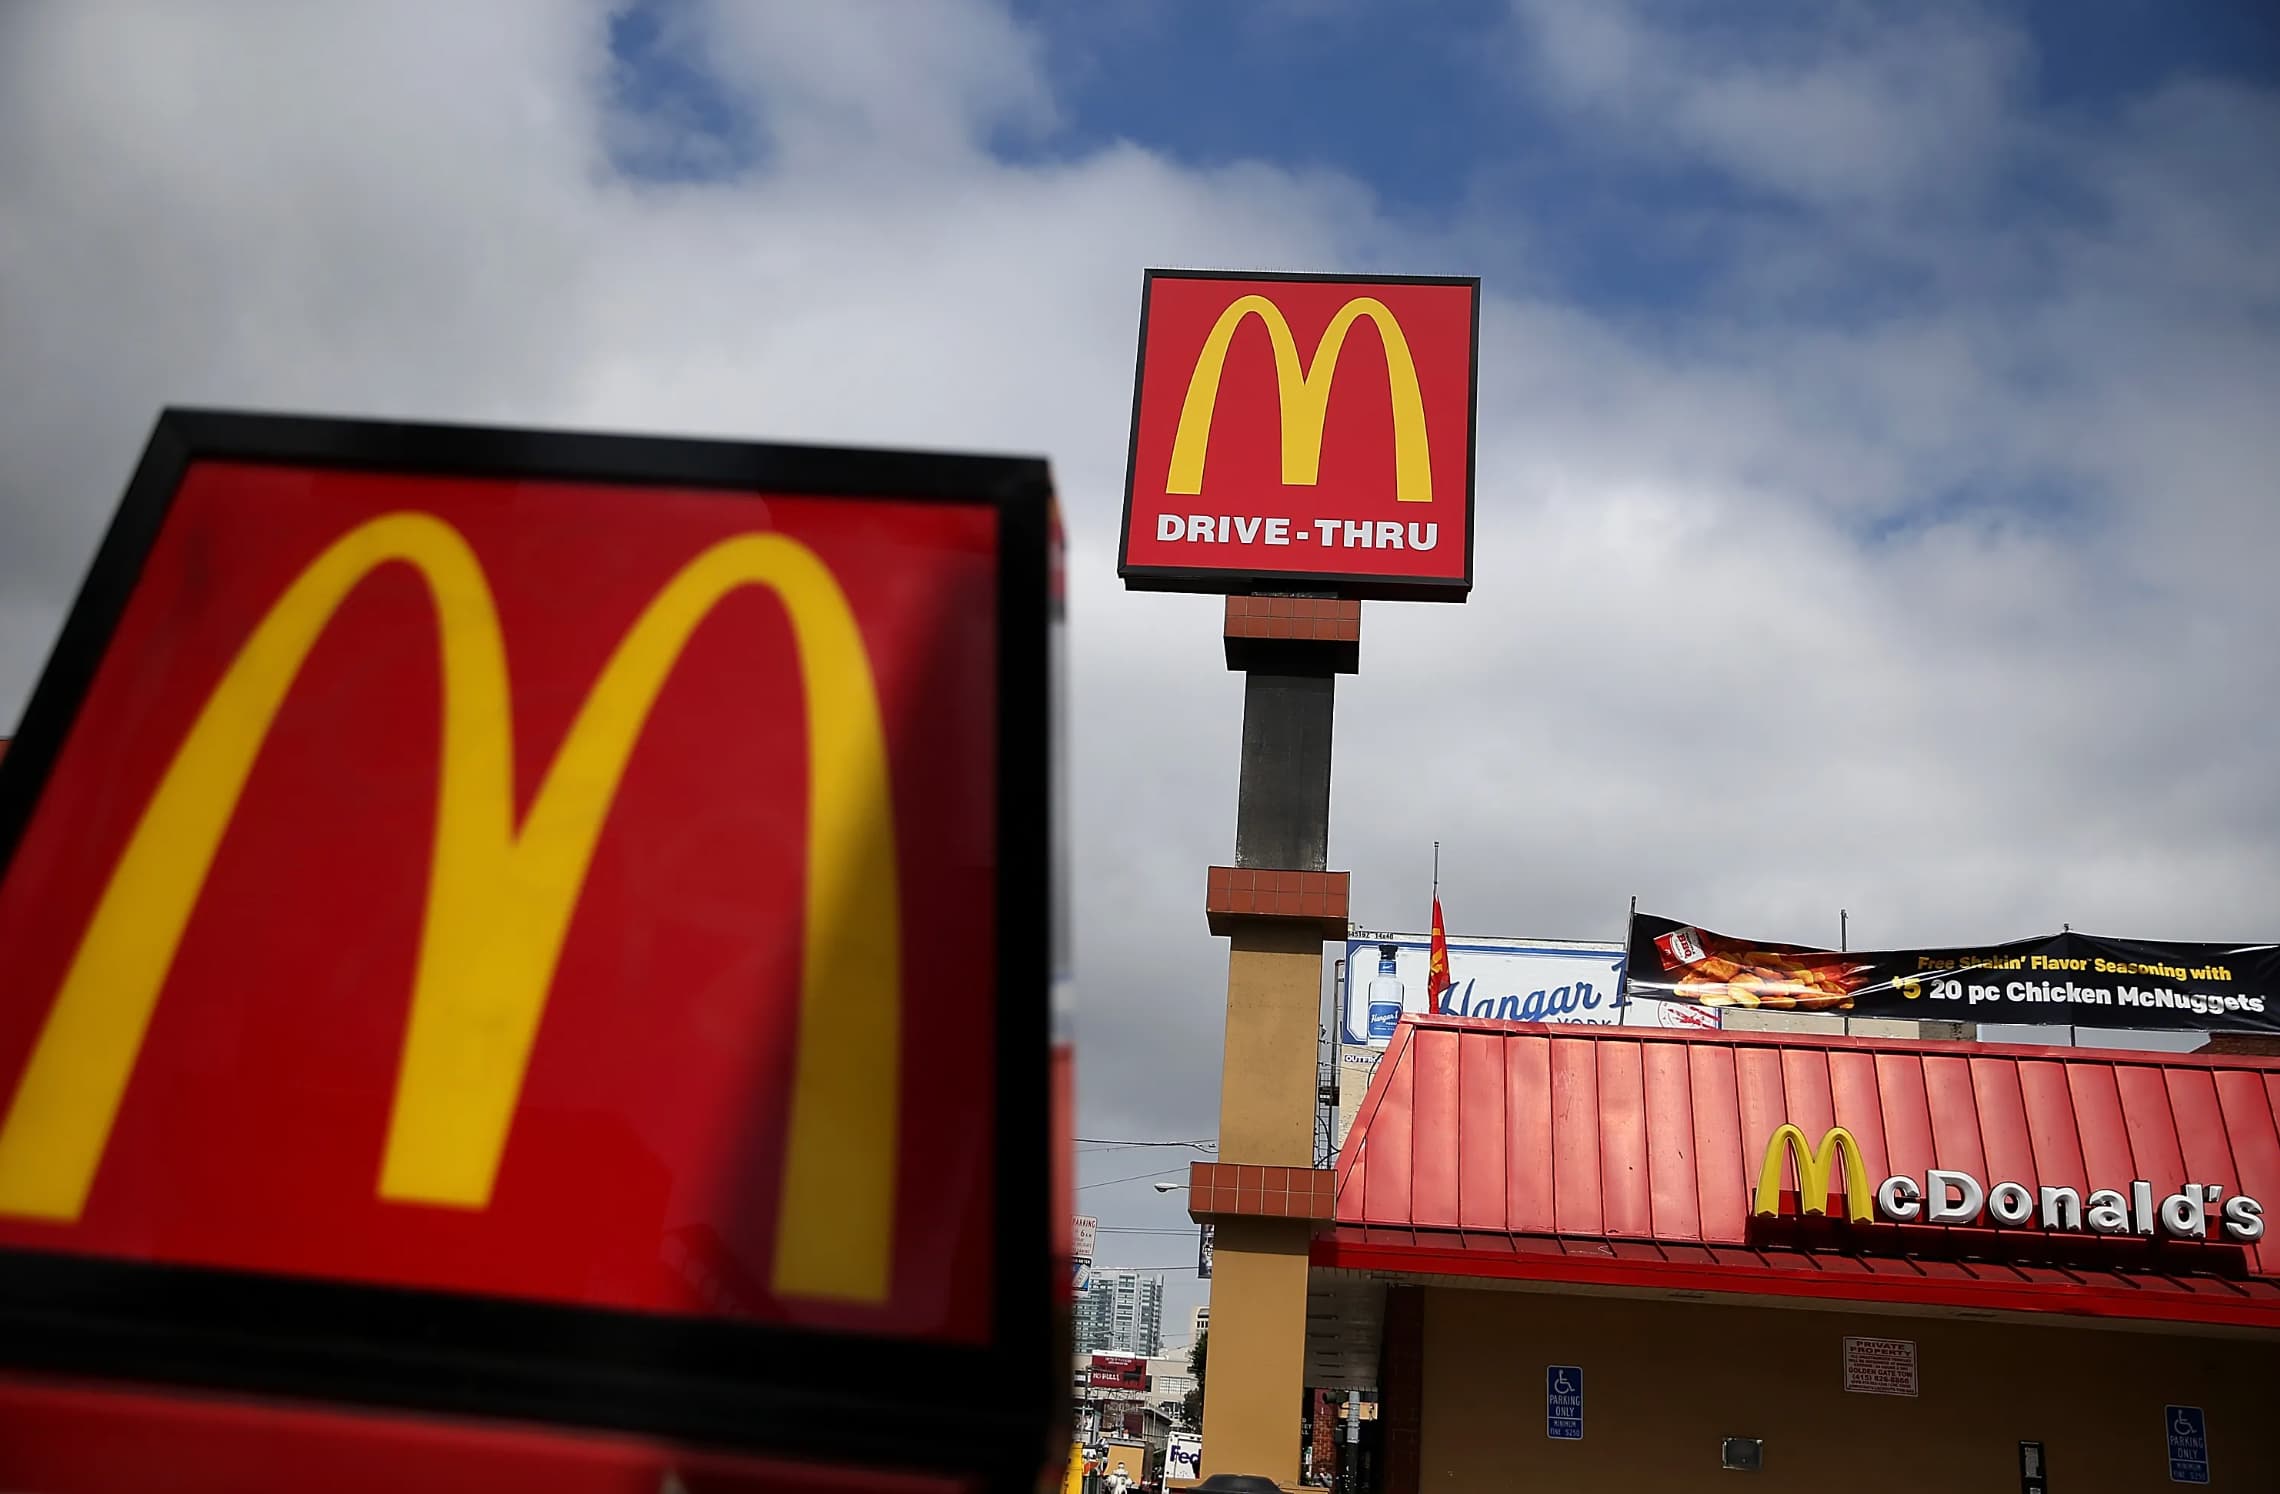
[1153,1182,1188,1193]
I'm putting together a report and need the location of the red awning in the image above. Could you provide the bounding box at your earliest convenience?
[1323,1016,2280,1331]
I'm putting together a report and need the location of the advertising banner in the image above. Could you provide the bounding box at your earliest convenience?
[1626,913,2280,1034]
[1340,932,1718,1049]
[0,410,1065,1487]
[1118,270,1479,602]
[1088,1354,1150,1392]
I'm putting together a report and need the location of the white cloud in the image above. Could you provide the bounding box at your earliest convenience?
[692,0,1058,163]
[1508,0,2029,210]
[2,1,2278,1316]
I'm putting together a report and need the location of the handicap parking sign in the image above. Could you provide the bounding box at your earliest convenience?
[1546,1366,1583,1441]
[2166,1404,2209,1484]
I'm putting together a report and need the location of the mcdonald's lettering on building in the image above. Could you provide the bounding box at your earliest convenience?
[0,409,1068,1488]
[1118,269,1479,601]
[1753,1124,2266,1244]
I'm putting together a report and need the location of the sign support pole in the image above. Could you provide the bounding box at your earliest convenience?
[1196,595,1357,1485]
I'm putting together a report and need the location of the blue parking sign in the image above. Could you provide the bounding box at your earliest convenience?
[1546,1365,1583,1441]
[2166,1405,2209,1484]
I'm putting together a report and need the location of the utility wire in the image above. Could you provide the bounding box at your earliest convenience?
[1077,1142,1211,1156]
[1077,1165,1187,1190]
[1082,1262,1209,1273]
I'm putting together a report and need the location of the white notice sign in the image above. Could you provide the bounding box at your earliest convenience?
[1842,1337,1919,1397]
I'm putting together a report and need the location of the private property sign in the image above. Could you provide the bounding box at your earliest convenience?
[1118,270,1479,601]
[1841,1337,1918,1397]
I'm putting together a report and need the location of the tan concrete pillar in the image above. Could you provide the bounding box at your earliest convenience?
[1217,921,1328,1166]
[1197,1217,1310,1484]
[1199,919,1325,1482]
[1197,876,1345,1486]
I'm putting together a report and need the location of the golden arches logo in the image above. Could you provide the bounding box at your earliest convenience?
[1166,294,1432,505]
[0,511,902,1304]
[1753,1123,1874,1225]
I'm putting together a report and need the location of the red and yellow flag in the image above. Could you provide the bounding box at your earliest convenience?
[1427,897,1452,1012]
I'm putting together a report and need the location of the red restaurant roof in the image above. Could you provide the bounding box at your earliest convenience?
[1321,1016,2280,1330]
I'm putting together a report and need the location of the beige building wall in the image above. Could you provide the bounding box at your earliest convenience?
[1332,1047,1377,1153]
[1421,1287,2277,1492]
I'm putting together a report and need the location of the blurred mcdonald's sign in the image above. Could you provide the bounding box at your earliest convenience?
[0,409,1067,1489]
[0,510,902,1304]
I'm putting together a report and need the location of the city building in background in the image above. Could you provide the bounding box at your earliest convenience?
[1072,1349,1188,1485]
[1144,1355,1195,1407]
[1074,1268,1165,1358]
[1069,1353,1194,1412]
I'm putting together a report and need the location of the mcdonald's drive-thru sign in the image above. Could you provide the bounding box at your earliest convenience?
[0,410,1069,1489]
[1118,269,1479,602]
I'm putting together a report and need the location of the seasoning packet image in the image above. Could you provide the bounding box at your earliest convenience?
[1654,926,1870,1011]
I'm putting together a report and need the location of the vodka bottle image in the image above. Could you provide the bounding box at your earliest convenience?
[1367,944,1405,1040]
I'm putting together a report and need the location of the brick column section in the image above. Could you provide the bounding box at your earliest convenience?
[1183,1161,1336,1221]
[1205,868,1349,935]
[1222,596,1361,674]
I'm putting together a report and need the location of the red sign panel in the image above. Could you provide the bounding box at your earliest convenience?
[0,410,1064,1486]
[1087,1354,1149,1391]
[1118,270,1479,601]
[0,1375,978,1494]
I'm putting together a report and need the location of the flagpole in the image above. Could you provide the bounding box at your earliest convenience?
[1618,895,1636,1009]
[1427,843,1444,1015]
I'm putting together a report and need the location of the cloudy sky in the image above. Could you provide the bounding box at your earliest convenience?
[3,1,2277,1336]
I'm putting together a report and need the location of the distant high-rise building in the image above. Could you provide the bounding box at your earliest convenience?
[1189,1304,1209,1348]
[1075,1268,1165,1357]
[1074,1283,1113,1355]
